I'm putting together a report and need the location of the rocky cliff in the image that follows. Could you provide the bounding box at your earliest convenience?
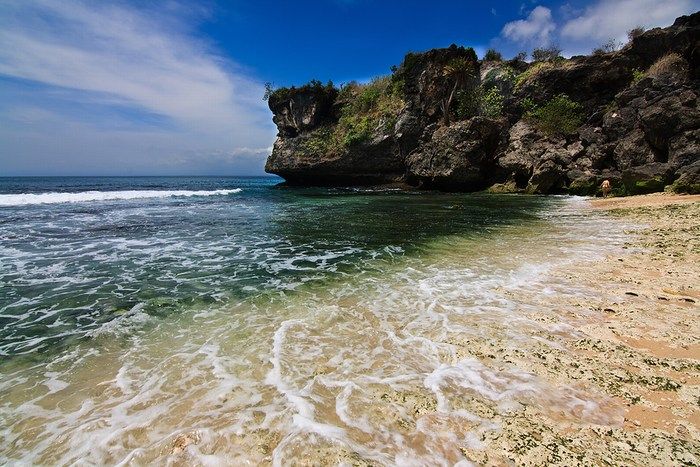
[265,12,700,195]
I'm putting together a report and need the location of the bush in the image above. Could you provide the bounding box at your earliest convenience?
[646,53,688,79]
[452,85,504,120]
[484,49,503,61]
[400,52,421,76]
[483,66,518,95]
[389,76,405,97]
[263,82,274,101]
[453,88,481,120]
[481,87,504,118]
[337,81,360,101]
[266,79,336,104]
[519,97,537,113]
[525,94,584,135]
[531,46,562,62]
[514,61,553,89]
[334,75,404,148]
[514,51,528,62]
[299,126,336,155]
[630,68,645,85]
[627,26,645,42]
[356,85,382,112]
[592,38,622,55]
[341,115,374,147]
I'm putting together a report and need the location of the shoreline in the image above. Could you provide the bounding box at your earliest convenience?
[1,191,698,465]
[590,192,700,209]
[583,192,700,430]
[498,192,700,463]
[418,192,700,465]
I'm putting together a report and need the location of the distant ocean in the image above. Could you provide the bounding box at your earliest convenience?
[0,176,626,464]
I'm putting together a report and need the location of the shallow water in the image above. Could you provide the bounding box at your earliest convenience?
[0,176,630,464]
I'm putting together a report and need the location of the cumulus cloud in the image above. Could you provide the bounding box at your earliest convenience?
[501,6,556,47]
[0,0,276,175]
[561,0,696,43]
[497,0,697,57]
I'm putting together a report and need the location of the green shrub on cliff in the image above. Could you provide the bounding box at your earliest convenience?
[341,116,374,146]
[525,94,584,135]
[333,76,404,148]
[452,85,504,120]
[519,97,537,113]
[631,68,645,85]
[482,66,518,97]
[337,81,359,101]
[440,57,478,124]
[481,86,504,118]
[400,52,421,76]
[454,88,480,120]
[298,126,336,155]
[514,62,554,90]
[264,79,336,104]
[356,85,382,112]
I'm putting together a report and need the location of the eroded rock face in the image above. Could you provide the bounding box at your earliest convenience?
[406,117,505,190]
[671,160,700,193]
[493,121,581,194]
[264,128,406,186]
[265,12,700,194]
[267,85,338,138]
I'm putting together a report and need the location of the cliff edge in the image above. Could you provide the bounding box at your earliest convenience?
[265,12,700,195]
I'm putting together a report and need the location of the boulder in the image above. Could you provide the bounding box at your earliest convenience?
[526,148,570,194]
[496,121,570,191]
[621,163,675,195]
[406,117,505,190]
[669,160,700,194]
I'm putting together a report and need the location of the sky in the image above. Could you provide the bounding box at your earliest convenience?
[0,0,697,176]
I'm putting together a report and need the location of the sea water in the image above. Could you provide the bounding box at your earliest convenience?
[0,176,628,464]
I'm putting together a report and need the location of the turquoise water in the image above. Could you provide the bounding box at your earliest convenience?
[0,177,627,464]
[0,176,548,357]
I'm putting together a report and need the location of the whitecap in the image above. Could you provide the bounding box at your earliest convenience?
[0,189,242,206]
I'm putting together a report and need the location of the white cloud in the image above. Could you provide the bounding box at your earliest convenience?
[561,0,696,43]
[502,6,556,47]
[0,0,276,175]
[497,0,697,57]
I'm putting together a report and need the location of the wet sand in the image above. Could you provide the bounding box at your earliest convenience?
[462,193,700,465]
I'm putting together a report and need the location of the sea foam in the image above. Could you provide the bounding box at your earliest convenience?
[0,189,242,206]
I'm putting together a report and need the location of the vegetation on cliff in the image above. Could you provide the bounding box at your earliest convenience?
[336,77,404,147]
[264,12,700,194]
[524,94,584,136]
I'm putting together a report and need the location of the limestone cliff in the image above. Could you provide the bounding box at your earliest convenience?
[265,12,700,195]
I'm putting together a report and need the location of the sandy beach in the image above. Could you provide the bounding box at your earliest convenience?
[459,193,700,465]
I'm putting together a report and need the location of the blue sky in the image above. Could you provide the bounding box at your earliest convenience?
[1,0,697,176]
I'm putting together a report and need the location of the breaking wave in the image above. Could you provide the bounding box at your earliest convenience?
[0,189,242,206]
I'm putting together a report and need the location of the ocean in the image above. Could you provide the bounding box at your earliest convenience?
[0,176,627,464]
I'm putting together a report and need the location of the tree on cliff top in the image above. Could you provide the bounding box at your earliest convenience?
[440,57,476,125]
[484,49,503,62]
[531,46,562,62]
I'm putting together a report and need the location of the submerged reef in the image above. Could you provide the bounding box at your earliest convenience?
[265,12,700,195]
